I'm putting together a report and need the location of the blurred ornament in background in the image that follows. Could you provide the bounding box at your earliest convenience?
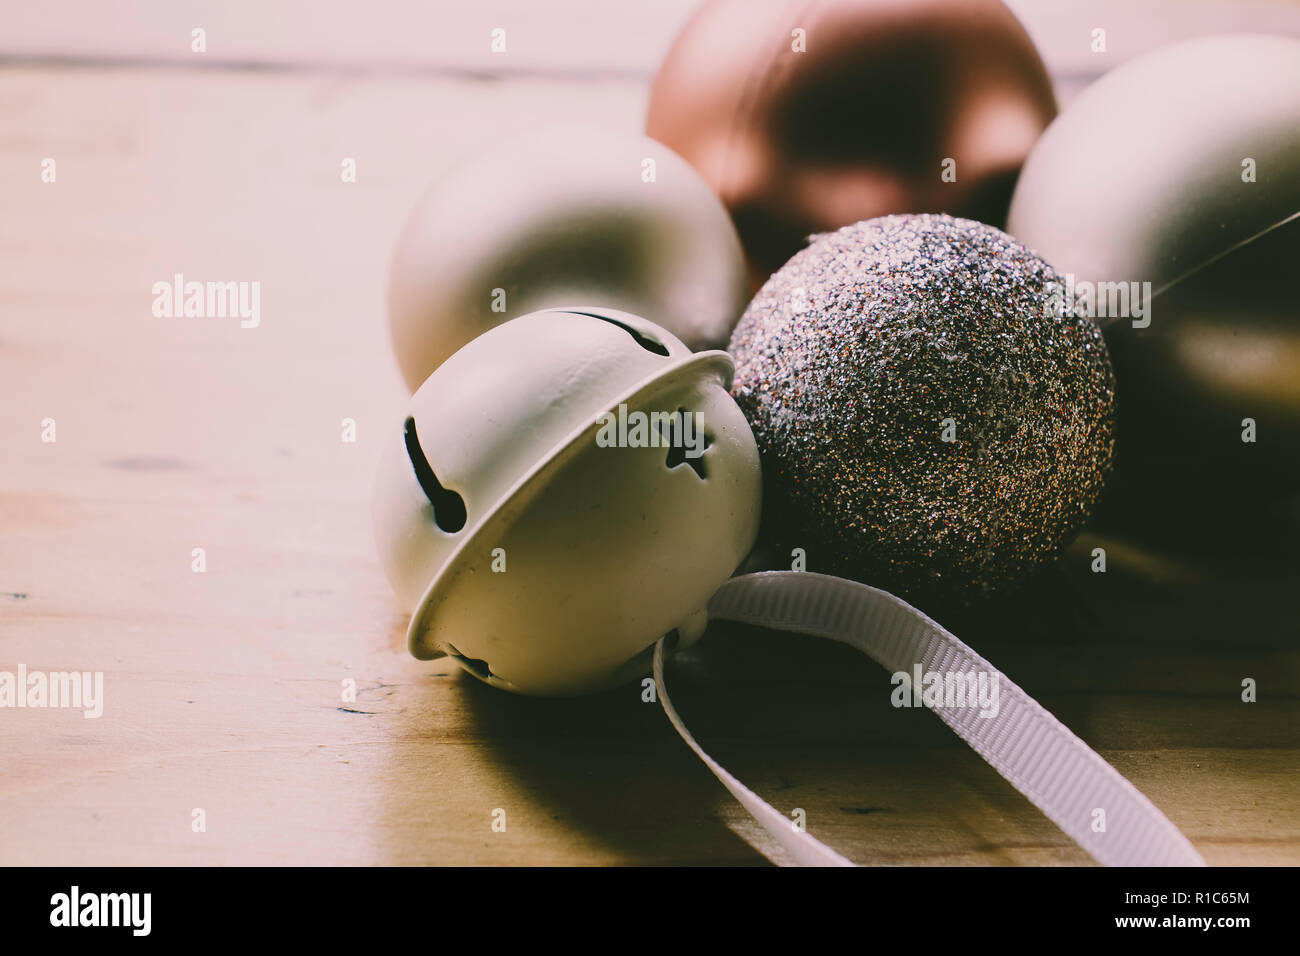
[729,214,1115,601]
[1007,34,1300,502]
[388,127,749,391]
[646,0,1056,283]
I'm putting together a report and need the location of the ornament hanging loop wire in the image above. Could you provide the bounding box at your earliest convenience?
[655,571,1205,867]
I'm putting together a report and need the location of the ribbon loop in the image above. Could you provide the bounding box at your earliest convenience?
[655,571,1205,867]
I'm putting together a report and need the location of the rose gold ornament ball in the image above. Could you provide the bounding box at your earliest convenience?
[647,0,1057,283]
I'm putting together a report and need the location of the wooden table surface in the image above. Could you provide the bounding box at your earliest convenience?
[2,61,1298,866]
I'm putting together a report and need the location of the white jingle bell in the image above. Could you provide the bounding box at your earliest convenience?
[387,127,750,392]
[372,307,761,696]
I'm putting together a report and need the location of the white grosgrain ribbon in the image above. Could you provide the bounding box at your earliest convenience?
[654,570,1205,867]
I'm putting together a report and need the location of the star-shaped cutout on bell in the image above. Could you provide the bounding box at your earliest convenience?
[660,409,710,479]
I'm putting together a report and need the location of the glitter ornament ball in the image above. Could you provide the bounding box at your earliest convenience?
[646,0,1056,282]
[388,127,749,392]
[729,214,1115,598]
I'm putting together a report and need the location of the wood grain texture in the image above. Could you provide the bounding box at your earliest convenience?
[1,64,1298,866]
